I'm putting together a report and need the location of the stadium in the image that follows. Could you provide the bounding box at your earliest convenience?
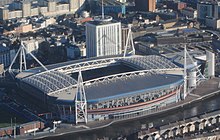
[16,54,186,123]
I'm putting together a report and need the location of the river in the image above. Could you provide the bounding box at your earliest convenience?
[40,93,220,140]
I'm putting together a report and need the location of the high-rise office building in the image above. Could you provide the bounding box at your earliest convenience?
[86,16,122,58]
[135,0,156,12]
[22,0,31,17]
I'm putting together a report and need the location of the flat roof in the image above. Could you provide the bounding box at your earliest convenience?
[87,16,119,26]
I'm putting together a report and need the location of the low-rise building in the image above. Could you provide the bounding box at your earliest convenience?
[33,17,56,29]
[8,10,23,19]
[166,1,187,11]
[0,45,10,67]
[0,7,9,20]
[66,45,80,59]
[79,44,86,58]
[15,24,33,33]
[181,7,197,19]
[21,37,44,59]
[0,63,4,76]
[205,18,220,29]
[66,43,86,59]
[0,0,85,20]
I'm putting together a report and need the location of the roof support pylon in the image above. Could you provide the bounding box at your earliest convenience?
[183,45,187,99]
[183,45,206,99]
[75,70,87,124]
[123,24,135,57]
[8,41,48,77]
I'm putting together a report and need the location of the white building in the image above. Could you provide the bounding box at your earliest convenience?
[86,16,122,58]
[116,0,126,3]
[0,63,4,76]
[22,37,44,59]
[79,45,86,57]
[33,17,56,29]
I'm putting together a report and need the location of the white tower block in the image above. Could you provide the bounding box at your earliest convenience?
[206,51,215,78]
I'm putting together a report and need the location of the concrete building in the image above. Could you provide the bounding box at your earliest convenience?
[0,46,11,67]
[0,7,9,20]
[8,10,22,19]
[0,0,14,7]
[135,0,156,12]
[166,1,186,11]
[206,51,215,78]
[15,24,33,33]
[66,43,86,59]
[197,1,219,22]
[47,0,56,12]
[205,18,220,29]
[121,25,129,52]
[67,45,79,59]
[22,0,31,17]
[79,45,86,57]
[181,7,197,19]
[69,0,76,12]
[30,7,39,16]
[86,16,122,58]
[117,0,126,3]
[22,37,43,59]
[96,0,126,15]
[69,0,85,13]
[197,1,220,28]
[0,0,85,20]
[0,63,4,76]
[181,0,198,8]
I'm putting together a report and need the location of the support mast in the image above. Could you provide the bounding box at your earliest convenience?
[8,41,48,77]
[183,45,187,99]
[123,24,135,57]
[75,70,87,124]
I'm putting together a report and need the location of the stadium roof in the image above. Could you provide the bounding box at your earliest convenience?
[18,55,182,99]
[22,71,77,94]
[85,74,183,103]
[53,73,183,104]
